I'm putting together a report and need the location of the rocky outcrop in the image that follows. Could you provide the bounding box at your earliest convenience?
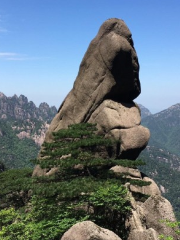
[60,185,178,240]
[60,176,178,240]
[61,221,122,240]
[127,194,178,240]
[110,166,179,239]
[32,18,178,240]
[88,101,149,159]
[111,166,161,196]
[43,18,149,160]
[109,166,178,240]
[142,195,178,238]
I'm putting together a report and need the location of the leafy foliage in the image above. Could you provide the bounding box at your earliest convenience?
[0,119,40,169]
[0,123,148,239]
[0,168,33,209]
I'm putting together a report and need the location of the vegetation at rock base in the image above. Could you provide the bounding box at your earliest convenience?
[0,123,147,240]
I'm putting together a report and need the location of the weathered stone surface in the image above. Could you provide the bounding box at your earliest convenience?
[128,228,159,240]
[42,18,149,161]
[88,100,150,159]
[118,126,150,159]
[89,101,141,132]
[142,195,179,239]
[46,22,137,128]
[126,193,179,240]
[111,166,161,196]
[128,176,161,196]
[141,176,161,196]
[111,166,141,178]
[61,221,122,240]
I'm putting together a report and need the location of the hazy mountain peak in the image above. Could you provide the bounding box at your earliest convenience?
[142,102,180,157]
[0,92,7,99]
[137,104,152,119]
[0,92,57,121]
[153,103,180,119]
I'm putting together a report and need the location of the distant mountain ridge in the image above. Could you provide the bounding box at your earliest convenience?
[0,92,57,146]
[0,92,57,168]
[138,103,152,119]
[0,92,57,122]
[138,103,180,218]
[141,103,180,156]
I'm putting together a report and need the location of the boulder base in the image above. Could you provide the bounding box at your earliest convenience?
[61,221,122,240]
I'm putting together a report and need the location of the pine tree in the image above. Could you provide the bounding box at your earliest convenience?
[0,123,147,240]
[31,123,132,237]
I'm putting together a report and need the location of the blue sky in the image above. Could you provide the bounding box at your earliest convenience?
[0,0,180,113]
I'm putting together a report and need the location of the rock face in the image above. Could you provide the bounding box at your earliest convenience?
[127,195,178,240]
[60,171,178,240]
[110,167,178,240]
[61,221,122,240]
[44,18,150,160]
[110,166,178,239]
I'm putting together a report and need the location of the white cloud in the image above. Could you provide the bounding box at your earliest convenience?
[0,52,29,61]
[0,52,20,60]
[0,52,17,57]
[0,52,48,61]
[6,57,29,61]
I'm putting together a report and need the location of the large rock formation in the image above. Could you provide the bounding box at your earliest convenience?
[33,18,178,240]
[43,18,149,160]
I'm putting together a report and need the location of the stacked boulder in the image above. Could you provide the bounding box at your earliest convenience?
[44,18,149,160]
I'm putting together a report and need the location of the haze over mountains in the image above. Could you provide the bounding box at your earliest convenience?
[140,103,180,156]
[138,104,152,119]
[137,103,180,218]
